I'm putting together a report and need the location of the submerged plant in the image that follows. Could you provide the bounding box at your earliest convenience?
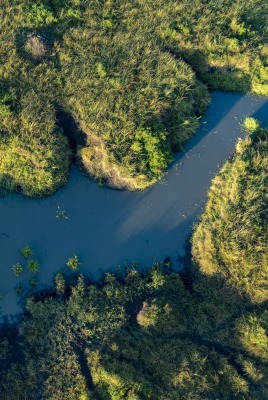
[15,283,24,296]
[29,277,37,288]
[20,245,33,259]
[97,178,105,187]
[12,263,23,277]
[66,255,80,271]
[56,206,68,219]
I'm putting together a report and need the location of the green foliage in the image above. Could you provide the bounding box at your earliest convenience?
[0,85,71,197]
[130,128,171,179]
[25,4,58,27]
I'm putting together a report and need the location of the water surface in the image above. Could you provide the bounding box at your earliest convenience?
[1,91,268,321]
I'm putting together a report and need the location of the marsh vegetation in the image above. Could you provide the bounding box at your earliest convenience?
[0,1,268,398]
[1,0,268,194]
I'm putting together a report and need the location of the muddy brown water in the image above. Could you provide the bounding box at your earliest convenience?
[1,91,268,322]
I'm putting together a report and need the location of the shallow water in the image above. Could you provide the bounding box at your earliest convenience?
[1,91,268,321]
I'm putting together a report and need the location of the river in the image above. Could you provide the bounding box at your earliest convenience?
[1,91,268,322]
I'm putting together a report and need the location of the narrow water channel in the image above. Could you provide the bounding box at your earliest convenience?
[1,91,268,321]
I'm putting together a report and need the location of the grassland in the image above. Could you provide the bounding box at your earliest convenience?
[1,124,267,399]
[0,0,267,194]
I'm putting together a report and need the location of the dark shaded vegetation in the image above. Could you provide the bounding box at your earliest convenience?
[0,126,267,399]
[0,0,268,194]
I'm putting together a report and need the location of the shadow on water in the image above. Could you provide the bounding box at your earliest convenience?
[252,101,268,124]
[0,92,268,321]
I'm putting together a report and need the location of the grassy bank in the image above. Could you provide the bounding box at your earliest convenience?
[192,120,268,304]
[1,125,267,399]
[0,0,268,194]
